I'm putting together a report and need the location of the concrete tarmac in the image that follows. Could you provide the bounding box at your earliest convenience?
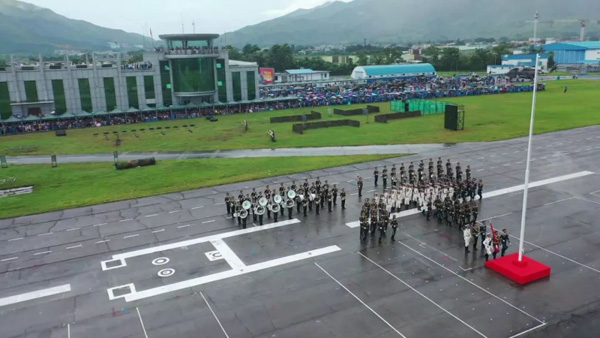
[1,125,600,338]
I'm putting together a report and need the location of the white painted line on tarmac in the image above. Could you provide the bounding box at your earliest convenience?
[95,240,110,244]
[123,234,140,239]
[8,237,23,242]
[169,210,180,214]
[152,229,165,234]
[33,251,51,256]
[477,169,485,172]
[0,284,71,307]
[192,206,204,210]
[177,224,191,229]
[210,239,246,270]
[215,203,225,206]
[68,323,71,338]
[350,193,358,196]
[1,257,18,262]
[119,218,133,222]
[200,292,230,338]
[112,219,301,261]
[397,241,545,324]
[315,262,407,338]
[37,232,53,237]
[66,227,80,232]
[202,220,216,224]
[93,223,107,227]
[66,245,82,250]
[358,253,486,338]
[543,197,574,206]
[136,307,149,338]
[508,323,546,338]
[145,214,159,218]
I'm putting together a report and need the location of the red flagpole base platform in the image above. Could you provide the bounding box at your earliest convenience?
[485,253,551,285]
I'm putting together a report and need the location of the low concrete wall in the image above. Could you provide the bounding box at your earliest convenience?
[374,111,422,123]
[292,119,360,134]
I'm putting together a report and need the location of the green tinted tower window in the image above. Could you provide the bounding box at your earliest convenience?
[24,81,38,102]
[103,77,117,111]
[232,72,242,102]
[0,82,11,119]
[78,78,93,112]
[216,59,227,102]
[144,76,156,100]
[126,77,139,109]
[159,61,172,106]
[51,80,67,114]
[247,71,256,101]
[171,58,215,93]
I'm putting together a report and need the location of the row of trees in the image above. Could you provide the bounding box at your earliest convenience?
[422,44,555,72]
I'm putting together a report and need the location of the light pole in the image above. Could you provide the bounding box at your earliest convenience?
[517,11,540,262]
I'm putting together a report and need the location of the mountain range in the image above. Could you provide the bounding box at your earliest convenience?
[1,0,600,54]
[0,0,149,54]
[220,0,600,47]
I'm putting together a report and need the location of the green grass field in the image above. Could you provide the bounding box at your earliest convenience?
[0,154,398,218]
[1,79,598,156]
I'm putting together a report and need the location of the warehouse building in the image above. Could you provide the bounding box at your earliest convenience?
[544,41,600,65]
[0,34,259,118]
[350,63,436,81]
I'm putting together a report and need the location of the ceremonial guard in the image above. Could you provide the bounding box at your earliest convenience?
[340,188,347,210]
[456,162,462,181]
[315,177,321,195]
[332,184,338,206]
[378,218,386,244]
[426,198,432,221]
[360,215,369,241]
[327,190,333,212]
[287,198,293,220]
[446,159,452,177]
[466,165,471,180]
[382,166,388,190]
[296,188,302,213]
[500,229,510,257]
[471,223,479,250]
[477,179,484,200]
[483,234,493,261]
[390,215,398,241]
[264,186,272,219]
[315,193,321,215]
[478,221,487,249]
[373,167,379,186]
[302,194,308,216]
[357,176,364,197]
[225,193,232,215]
[463,225,472,254]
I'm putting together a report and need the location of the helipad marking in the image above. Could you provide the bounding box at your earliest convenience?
[122,245,340,302]
[346,171,595,228]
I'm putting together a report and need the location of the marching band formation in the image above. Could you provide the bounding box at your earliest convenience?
[221,156,508,259]
[223,178,347,228]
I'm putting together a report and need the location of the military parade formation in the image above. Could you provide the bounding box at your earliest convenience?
[222,156,509,258]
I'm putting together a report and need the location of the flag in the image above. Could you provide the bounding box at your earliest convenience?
[490,222,500,253]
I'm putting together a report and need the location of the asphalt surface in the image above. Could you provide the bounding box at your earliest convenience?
[6,144,452,164]
[1,125,600,338]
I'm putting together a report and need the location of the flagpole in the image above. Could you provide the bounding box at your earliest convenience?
[518,11,540,262]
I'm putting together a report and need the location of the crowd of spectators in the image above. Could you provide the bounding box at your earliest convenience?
[0,75,544,136]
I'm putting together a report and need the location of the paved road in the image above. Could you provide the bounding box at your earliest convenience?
[1,125,600,338]
[6,144,454,164]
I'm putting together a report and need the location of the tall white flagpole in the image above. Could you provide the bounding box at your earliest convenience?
[518,11,540,262]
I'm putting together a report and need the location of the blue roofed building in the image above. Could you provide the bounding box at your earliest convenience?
[274,68,330,83]
[501,53,549,71]
[350,63,436,80]
[544,41,600,65]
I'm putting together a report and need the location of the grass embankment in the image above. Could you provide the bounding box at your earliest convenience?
[1,80,598,156]
[0,154,398,218]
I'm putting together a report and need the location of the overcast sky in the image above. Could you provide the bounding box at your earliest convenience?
[24,0,352,37]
